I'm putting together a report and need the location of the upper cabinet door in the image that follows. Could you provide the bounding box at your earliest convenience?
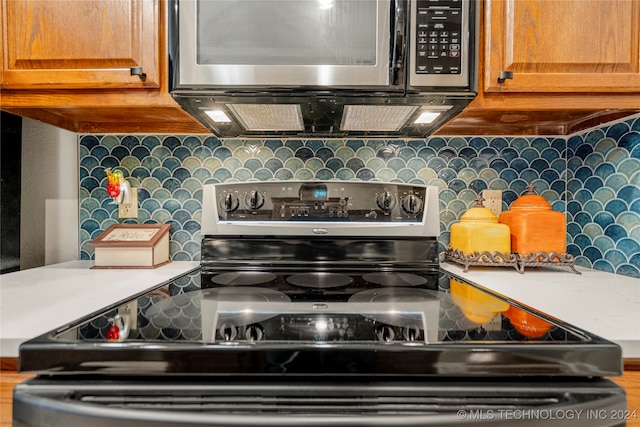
[485,0,640,92]
[1,0,159,89]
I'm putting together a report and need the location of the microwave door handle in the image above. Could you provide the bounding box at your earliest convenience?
[391,0,407,83]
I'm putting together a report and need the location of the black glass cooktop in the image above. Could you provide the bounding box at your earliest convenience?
[19,268,622,377]
[75,270,580,344]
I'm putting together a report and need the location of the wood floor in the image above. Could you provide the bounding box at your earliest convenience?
[1,372,33,427]
[2,370,639,426]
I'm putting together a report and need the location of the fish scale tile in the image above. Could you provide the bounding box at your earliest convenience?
[567,114,640,277]
[78,115,640,278]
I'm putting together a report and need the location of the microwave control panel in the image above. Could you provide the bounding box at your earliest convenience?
[409,0,474,89]
[415,0,463,75]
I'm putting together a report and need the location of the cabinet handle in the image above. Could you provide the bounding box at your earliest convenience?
[497,70,514,83]
[130,66,147,81]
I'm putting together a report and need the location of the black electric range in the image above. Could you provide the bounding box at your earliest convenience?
[14,181,625,427]
[18,266,621,377]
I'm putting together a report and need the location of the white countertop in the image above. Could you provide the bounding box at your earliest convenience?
[0,260,199,358]
[1,260,638,359]
[441,262,640,358]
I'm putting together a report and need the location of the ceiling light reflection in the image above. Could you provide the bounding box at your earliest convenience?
[318,0,334,10]
[316,319,328,331]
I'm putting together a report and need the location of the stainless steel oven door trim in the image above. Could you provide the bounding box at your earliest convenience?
[176,0,393,87]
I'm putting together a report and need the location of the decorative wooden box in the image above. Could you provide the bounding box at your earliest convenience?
[89,224,171,269]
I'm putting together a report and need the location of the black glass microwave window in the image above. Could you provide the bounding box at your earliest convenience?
[197,0,378,66]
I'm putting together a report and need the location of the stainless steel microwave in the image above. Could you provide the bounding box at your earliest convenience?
[169,0,478,138]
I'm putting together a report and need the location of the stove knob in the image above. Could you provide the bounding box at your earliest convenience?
[245,324,264,342]
[246,190,265,210]
[221,193,239,212]
[402,327,421,342]
[401,194,423,215]
[375,324,396,342]
[219,323,238,341]
[376,192,396,212]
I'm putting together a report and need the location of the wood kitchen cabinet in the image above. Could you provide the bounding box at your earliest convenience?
[484,0,640,94]
[439,0,640,136]
[2,0,159,89]
[0,0,208,133]
[1,0,639,136]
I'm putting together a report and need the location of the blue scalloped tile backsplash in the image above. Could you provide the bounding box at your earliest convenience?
[566,118,640,277]
[79,114,640,278]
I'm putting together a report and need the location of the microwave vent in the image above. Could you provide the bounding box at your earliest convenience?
[340,105,419,132]
[227,104,305,131]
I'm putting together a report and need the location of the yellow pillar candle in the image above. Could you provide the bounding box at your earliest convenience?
[450,196,512,254]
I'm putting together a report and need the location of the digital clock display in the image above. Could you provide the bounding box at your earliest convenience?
[299,183,328,201]
[313,189,327,199]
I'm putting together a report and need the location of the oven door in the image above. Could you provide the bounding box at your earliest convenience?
[170,0,400,89]
[14,375,626,427]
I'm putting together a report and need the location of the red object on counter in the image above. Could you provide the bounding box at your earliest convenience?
[106,324,120,342]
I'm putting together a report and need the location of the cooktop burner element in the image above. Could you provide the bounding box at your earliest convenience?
[286,272,354,289]
[349,287,440,303]
[362,272,428,287]
[348,287,440,329]
[145,286,290,318]
[210,272,277,286]
[204,286,290,303]
[202,287,292,334]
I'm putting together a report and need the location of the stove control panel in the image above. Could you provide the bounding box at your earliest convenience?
[202,181,441,237]
[213,182,427,220]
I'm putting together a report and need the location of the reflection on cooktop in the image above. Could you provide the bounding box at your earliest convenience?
[146,286,291,317]
[362,272,427,287]
[286,273,354,289]
[348,287,440,303]
[210,272,277,286]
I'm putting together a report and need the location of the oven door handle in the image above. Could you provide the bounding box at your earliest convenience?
[14,382,627,427]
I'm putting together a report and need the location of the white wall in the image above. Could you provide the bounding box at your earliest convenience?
[21,118,79,269]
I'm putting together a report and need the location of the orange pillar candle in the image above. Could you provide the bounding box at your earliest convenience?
[498,184,566,255]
